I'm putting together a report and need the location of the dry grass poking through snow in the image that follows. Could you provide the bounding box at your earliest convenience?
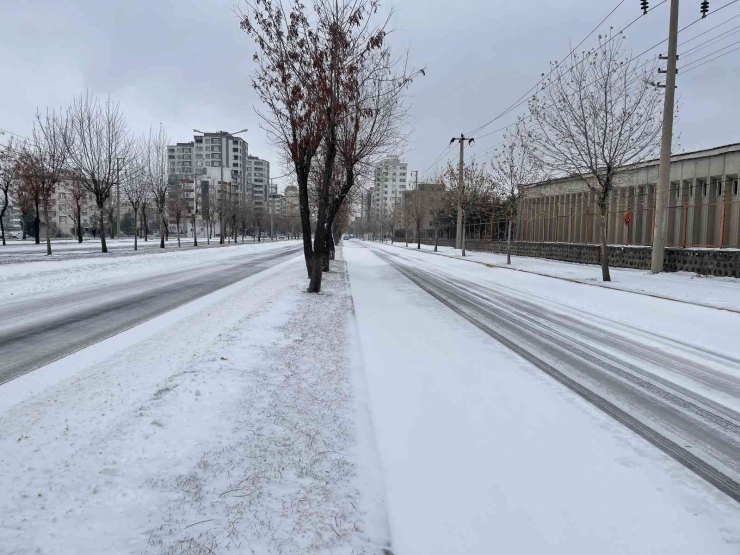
[145,255,385,554]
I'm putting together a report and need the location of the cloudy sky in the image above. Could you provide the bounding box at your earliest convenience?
[1,0,738,190]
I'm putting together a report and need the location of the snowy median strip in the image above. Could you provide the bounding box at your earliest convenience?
[0,248,388,554]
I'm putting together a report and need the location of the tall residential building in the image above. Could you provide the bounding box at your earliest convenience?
[370,157,408,217]
[193,131,248,200]
[284,185,299,218]
[246,155,270,213]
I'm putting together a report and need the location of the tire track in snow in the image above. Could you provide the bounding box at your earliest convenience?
[367,244,740,505]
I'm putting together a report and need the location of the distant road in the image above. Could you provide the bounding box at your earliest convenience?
[0,237,278,264]
[0,243,302,384]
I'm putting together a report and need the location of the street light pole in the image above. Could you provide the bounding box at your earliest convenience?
[116,156,124,239]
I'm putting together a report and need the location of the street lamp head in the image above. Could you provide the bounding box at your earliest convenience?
[232,129,248,135]
[193,129,204,134]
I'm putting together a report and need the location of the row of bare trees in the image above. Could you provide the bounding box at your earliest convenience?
[0,92,266,254]
[240,0,421,292]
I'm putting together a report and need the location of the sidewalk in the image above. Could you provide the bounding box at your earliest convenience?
[382,241,740,312]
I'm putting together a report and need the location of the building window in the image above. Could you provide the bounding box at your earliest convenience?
[702,183,707,197]
[718,182,723,197]
[205,146,211,152]
[60,216,67,223]
[734,180,738,196]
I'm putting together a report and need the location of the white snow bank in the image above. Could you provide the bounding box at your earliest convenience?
[384,241,740,312]
[345,241,740,555]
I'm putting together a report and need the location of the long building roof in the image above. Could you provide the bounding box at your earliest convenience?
[527,142,740,189]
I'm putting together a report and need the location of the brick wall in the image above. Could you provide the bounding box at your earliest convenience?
[418,237,740,278]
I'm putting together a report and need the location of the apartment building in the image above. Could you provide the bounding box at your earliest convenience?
[283,185,299,218]
[246,155,270,213]
[370,158,408,218]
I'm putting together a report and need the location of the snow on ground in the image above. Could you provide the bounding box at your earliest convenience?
[344,241,740,554]
[385,241,740,312]
[0,240,299,305]
[359,241,740,422]
[0,250,388,554]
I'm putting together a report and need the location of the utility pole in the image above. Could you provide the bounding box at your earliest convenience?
[269,178,275,240]
[650,0,680,273]
[451,135,474,249]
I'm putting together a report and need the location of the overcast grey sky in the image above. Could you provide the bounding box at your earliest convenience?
[1,0,738,190]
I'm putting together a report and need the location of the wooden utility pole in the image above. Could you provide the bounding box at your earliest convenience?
[451,134,474,249]
[651,0,680,273]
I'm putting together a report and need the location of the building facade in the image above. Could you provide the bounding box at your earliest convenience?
[517,143,740,249]
[370,158,408,219]
[246,155,270,214]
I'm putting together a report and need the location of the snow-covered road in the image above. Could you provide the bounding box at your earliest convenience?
[0,241,302,383]
[346,240,740,554]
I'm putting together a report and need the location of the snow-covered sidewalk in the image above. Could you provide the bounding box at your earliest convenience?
[345,241,740,554]
[383,241,740,312]
[0,250,388,554]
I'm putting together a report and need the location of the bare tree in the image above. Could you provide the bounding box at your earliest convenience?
[121,149,148,251]
[189,177,200,247]
[140,194,150,242]
[67,91,131,253]
[241,0,391,292]
[528,32,663,281]
[445,160,492,256]
[168,178,188,247]
[24,110,71,255]
[61,172,88,243]
[491,118,543,264]
[143,125,169,249]
[11,166,35,240]
[0,140,16,246]
[405,183,428,250]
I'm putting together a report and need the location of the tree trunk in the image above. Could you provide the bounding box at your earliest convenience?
[77,204,83,243]
[21,218,27,240]
[506,216,512,265]
[159,211,165,248]
[177,220,181,247]
[417,222,421,249]
[219,217,224,244]
[0,216,5,246]
[193,214,198,247]
[434,226,438,252]
[34,201,40,244]
[461,213,467,257]
[99,204,108,253]
[134,211,138,251]
[599,205,611,282]
[44,202,52,255]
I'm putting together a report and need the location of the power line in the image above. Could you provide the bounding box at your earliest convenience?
[466,0,668,137]
[682,36,740,68]
[683,42,740,71]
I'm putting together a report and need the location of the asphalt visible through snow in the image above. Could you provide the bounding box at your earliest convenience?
[0,243,302,385]
[363,242,740,504]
